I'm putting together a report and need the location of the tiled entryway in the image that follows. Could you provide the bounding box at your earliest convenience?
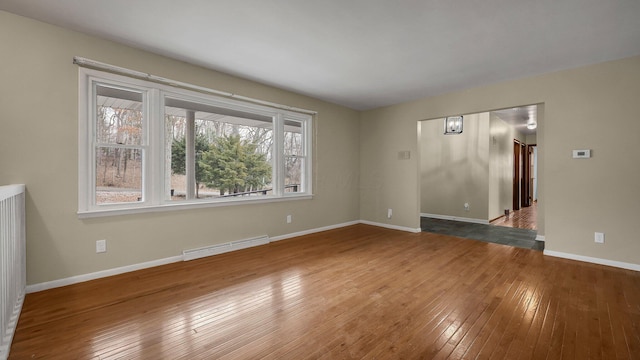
[421,217,543,251]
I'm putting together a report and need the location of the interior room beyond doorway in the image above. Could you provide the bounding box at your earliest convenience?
[419,104,540,247]
[491,201,537,230]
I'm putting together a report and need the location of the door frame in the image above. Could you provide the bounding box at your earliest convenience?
[513,140,528,210]
[527,144,537,204]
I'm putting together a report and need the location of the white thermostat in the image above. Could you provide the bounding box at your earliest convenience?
[572,149,591,158]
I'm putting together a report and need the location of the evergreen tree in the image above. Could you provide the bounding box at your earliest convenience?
[171,134,209,197]
[243,141,272,191]
[200,135,271,195]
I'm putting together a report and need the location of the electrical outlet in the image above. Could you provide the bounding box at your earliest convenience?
[96,239,107,253]
[286,215,292,224]
[595,232,605,244]
[464,203,470,211]
[387,208,393,219]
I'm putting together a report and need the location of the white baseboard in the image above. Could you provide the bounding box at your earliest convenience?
[544,250,640,272]
[26,220,425,293]
[269,221,360,241]
[27,221,359,293]
[26,255,184,293]
[420,213,490,225]
[359,220,422,233]
[535,234,545,242]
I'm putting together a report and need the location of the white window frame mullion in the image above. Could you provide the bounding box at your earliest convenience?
[303,115,313,194]
[78,73,94,212]
[272,114,285,196]
[147,89,163,206]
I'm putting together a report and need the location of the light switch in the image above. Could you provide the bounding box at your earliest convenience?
[595,232,605,244]
[96,239,107,253]
[573,149,591,158]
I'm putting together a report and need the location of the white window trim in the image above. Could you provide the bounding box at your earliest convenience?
[78,67,313,218]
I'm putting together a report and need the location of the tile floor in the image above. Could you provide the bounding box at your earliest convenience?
[420,217,544,251]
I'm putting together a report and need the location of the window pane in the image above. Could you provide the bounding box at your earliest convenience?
[96,147,143,204]
[284,121,303,156]
[96,85,143,146]
[284,120,304,193]
[165,97,273,200]
[285,156,303,193]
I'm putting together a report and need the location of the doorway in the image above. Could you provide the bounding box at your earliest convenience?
[419,104,541,235]
[513,140,529,210]
[495,139,537,230]
[512,140,538,211]
[420,121,540,248]
[528,144,537,204]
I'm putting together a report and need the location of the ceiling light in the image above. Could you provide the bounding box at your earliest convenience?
[526,119,537,130]
[444,116,463,134]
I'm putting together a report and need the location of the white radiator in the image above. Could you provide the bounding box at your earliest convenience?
[183,235,270,261]
[0,185,26,360]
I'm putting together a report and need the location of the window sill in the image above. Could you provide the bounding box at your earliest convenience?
[78,194,313,219]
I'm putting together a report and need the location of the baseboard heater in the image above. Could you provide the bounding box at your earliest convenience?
[182,235,270,261]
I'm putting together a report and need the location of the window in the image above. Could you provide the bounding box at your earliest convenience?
[94,84,146,205]
[79,68,312,217]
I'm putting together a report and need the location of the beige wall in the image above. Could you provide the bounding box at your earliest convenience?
[2,10,639,285]
[361,56,640,266]
[0,11,361,285]
[488,114,513,220]
[419,113,490,220]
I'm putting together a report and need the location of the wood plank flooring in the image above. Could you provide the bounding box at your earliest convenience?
[9,224,640,359]
[491,202,537,230]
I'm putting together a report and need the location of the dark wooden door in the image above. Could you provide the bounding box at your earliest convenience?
[513,141,521,211]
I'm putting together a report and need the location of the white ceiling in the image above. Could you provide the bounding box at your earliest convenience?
[492,105,538,136]
[2,0,640,110]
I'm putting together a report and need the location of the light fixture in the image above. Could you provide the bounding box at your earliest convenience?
[444,116,463,134]
[526,117,537,130]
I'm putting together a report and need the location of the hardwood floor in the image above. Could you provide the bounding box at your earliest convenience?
[9,224,640,359]
[491,202,538,230]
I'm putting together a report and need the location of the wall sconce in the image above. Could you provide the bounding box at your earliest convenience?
[444,116,463,134]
